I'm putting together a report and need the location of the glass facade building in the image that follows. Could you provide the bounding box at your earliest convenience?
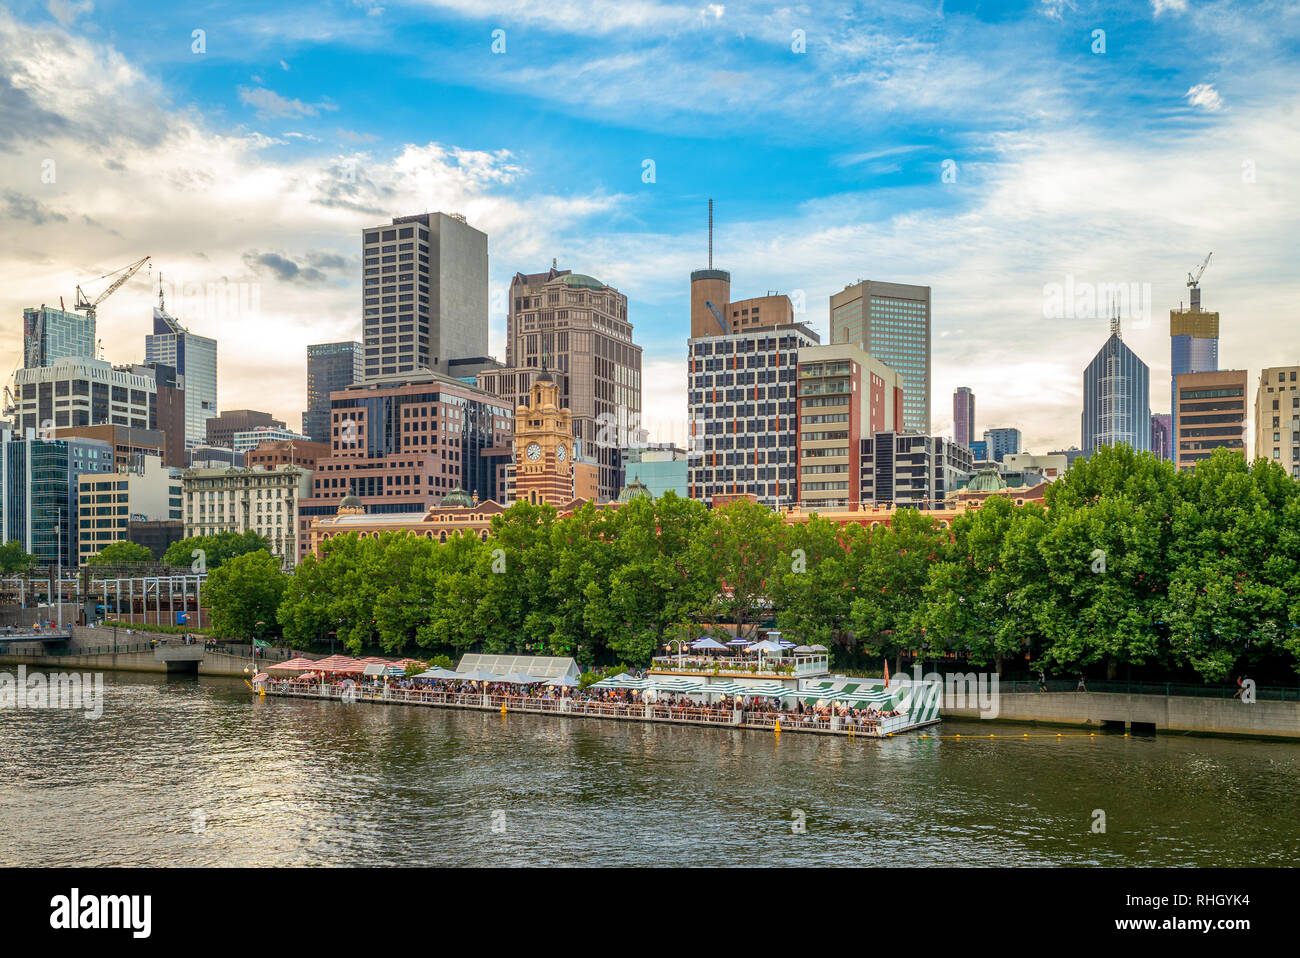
[303,342,363,443]
[830,280,931,434]
[23,306,96,368]
[145,306,217,447]
[0,430,114,567]
[1082,331,1151,454]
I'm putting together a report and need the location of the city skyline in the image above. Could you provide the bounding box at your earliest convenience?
[2,2,1299,457]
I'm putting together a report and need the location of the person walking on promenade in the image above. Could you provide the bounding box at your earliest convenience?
[1076,673,1087,693]
[1232,675,1246,700]
[1038,670,1047,693]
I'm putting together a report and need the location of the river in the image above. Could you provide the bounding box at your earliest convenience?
[2,671,1296,866]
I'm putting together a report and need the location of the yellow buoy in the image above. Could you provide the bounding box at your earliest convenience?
[774,720,781,736]
[500,704,507,715]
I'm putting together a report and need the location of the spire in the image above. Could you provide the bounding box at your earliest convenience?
[157,272,165,311]
[1110,299,1121,339]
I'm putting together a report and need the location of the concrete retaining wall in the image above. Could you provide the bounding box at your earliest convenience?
[943,691,1300,740]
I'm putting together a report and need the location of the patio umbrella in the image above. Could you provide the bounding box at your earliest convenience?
[778,640,796,648]
[499,672,541,684]
[791,645,815,654]
[615,677,652,690]
[591,676,631,689]
[252,673,269,683]
[749,639,784,653]
[546,675,579,688]
[413,667,462,681]
[809,644,829,652]
[725,638,751,647]
[383,665,407,677]
[690,637,727,651]
[651,677,704,693]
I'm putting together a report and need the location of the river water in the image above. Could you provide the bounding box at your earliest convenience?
[2,671,1296,867]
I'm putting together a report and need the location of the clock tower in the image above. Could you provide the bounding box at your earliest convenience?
[514,361,575,506]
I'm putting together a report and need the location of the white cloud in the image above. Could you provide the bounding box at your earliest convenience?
[238,86,340,118]
[1185,82,1223,111]
[46,0,93,29]
[1152,0,1189,16]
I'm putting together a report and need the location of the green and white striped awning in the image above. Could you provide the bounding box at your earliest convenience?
[743,682,796,698]
[651,678,705,693]
[848,689,893,706]
[700,681,748,696]
[591,674,645,689]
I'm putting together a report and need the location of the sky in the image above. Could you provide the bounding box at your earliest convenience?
[1,0,1297,452]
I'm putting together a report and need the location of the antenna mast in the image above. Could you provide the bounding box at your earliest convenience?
[708,198,713,269]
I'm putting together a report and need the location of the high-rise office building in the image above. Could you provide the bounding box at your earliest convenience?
[1170,278,1219,444]
[1254,366,1300,477]
[1173,369,1247,470]
[0,427,114,567]
[303,342,363,443]
[953,386,975,448]
[829,280,931,434]
[1082,317,1150,454]
[687,319,819,507]
[13,359,156,434]
[232,426,313,455]
[982,427,1022,463]
[478,265,641,501]
[295,372,514,562]
[182,465,312,569]
[145,304,217,447]
[1150,413,1173,461]
[78,466,183,565]
[361,212,488,379]
[795,343,903,509]
[22,305,96,368]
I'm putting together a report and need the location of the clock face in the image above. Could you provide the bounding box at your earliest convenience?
[526,442,542,461]
[556,444,567,461]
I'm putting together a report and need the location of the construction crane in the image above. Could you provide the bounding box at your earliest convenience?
[1186,251,1212,311]
[73,255,151,321]
[705,300,730,335]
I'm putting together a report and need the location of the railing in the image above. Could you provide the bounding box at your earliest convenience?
[649,654,829,677]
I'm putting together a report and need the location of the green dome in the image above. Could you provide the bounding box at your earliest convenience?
[337,494,364,513]
[965,467,1007,493]
[558,273,605,290]
[440,486,474,508]
[616,476,652,503]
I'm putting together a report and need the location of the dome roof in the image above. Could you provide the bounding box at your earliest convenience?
[965,467,1008,493]
[616,476,652,503]
[558,273,605,290]
[440,486,474,508]
[337,494,364,515]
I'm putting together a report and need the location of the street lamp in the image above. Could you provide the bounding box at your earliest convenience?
[665,638,688,669]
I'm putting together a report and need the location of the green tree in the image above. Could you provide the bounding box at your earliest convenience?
[691,498,787,641]
[0,540,37,573]
[88,541,154,565]
[164,530,272,571]
[205,550,287,639]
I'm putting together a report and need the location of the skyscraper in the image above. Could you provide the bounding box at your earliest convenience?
[1082,316,1150,454]
[145,304,217,447]
[688,318,818,507]
[829,280,931,434]
[1170,264,1219,443]
[953,386,975,447]
[23,305,96,368]
[361,212,488,379]
[303,342,363,443]
[478,265,641,501]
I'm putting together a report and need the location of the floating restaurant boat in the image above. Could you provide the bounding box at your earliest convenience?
[259,649,943,739]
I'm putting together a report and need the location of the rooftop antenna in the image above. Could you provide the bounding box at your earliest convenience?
[1110,298,1121,339]
[157,272,165,311]
[708,198,713,269]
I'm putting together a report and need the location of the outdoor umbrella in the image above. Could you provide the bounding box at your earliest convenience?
[791,645,815,654]
[725,638,751,647]
[457,669,502,682]
[591,675,632,689]
[413,667,463,681]
[499,672,540,684]
[809,644,829,652]
[743,682,794,698]
[651,677,704,693]
[690,637,727,651]
[749,639,784,653]
[383,665,407,677]
[615,677,652,690]
[546,675,579,688]
[252,673,269,683]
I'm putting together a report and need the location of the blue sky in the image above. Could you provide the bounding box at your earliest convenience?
[3,0,1298,450]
